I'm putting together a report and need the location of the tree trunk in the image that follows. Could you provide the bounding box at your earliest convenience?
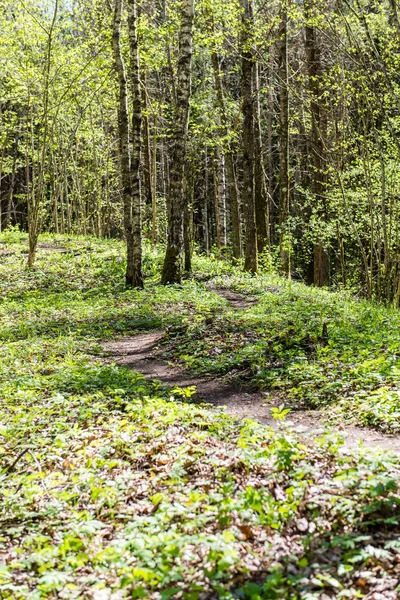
[211,51,242,259]
[152,116,158,243]
[127,0,144,287]
[141,70,153,231]
[5,144,18,229]
[241,0,258,274]
[278,1,290,276]
[112,0,143,288]
[217,152,227,249]
[305,0,329,287]
[254,62,268,254]
[112,0,134,285]
[266,51,274,247]
[161,0,195,284]
[212,153,221,248]
[184,175,192,271]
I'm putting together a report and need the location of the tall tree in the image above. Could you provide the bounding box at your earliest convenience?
[127,0,143,288]
[112,0,134,286]
[254,62,268,255]
[211,52,242,260]
[161,0,195,284]
[241,0,258,274]
[305,0,329,286]
[112,0,143,288]
[278,0,290,276]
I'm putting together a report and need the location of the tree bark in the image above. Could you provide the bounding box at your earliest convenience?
[112,0,134,286]
[217,152,227,249]
[212,153,221,248]
[278,1,290,276]
[305,0,329,286]
[152,116,158,243]
[161,0,195,284]
[203,146,210,255]
[5,138,18,229]
[211,52,242,259]
[254,62,268,254]
[241,0,258,273]
[184,174,192,271]
[127,0,144,287]
[141,71,153,229]
[112,0,143,288]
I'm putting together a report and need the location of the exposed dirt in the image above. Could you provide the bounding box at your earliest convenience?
[103,288,400,453]
[104,331,267,411]
[37,243,68,252]
[209,286,258,310]
[27,243,68,253]
[6,243,69,255]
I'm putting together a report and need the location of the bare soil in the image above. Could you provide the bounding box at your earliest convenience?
[208,286,258,310]
[103,288,400,453]
[11,242,69,255]
[37,243,68,252]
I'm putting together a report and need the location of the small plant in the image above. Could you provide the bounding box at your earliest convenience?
[271,404,291,421]
[257,247,277,274]
[0,224,23,244]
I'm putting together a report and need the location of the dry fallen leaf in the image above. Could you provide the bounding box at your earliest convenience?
[296,518,309,532]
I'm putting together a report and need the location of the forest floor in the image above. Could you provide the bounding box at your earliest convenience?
[1,233,400,600]
[103,287,400,452]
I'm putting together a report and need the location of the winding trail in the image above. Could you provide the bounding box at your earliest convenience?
[103,287,400,452]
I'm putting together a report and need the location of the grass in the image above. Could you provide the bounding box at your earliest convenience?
[0,233,400,599]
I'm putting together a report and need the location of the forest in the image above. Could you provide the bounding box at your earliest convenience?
[2,0,400,598]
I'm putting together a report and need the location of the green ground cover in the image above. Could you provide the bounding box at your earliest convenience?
[1,234,400,599]
[165,268,400,433]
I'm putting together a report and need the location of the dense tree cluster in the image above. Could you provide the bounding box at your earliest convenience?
[2,0,400,300]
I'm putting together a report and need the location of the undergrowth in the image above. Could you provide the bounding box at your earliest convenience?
[169,260,400,433]
[0,234,400,599]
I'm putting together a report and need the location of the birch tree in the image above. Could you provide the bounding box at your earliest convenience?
[112,0,143,288]
[161,0,195,285]
[127,0,143,288]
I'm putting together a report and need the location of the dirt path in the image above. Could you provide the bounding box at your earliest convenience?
[103,288,400,452]
[208,286,258,310]
[104,331,271,417]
